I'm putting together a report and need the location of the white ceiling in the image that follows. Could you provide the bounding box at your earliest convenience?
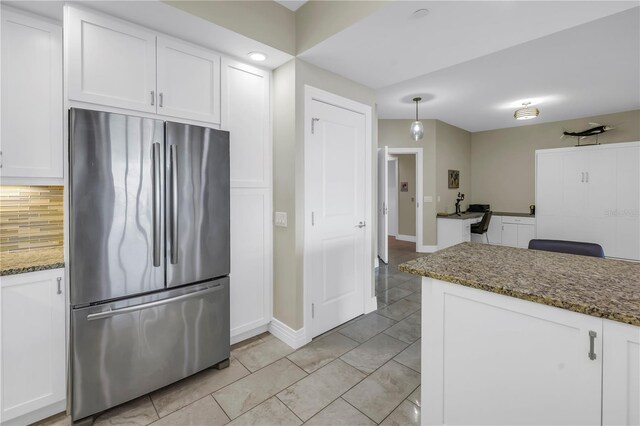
[299,1,640,131]
[274,0,308,12]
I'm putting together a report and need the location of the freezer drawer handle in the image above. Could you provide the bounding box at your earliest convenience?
[169,144,179,264]
[86,283,223,321]
[152,142,162,267]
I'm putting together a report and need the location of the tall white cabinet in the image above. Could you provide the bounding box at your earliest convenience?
[222,59,273,342]
[536,142,640,260]
[1,8,63,181]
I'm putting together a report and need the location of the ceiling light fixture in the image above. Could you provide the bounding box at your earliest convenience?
[248,52,267,62]
[514,102,539,120]
[410,97,424,141]
[410,8,430,19]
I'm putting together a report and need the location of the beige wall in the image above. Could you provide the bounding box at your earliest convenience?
[471,109,640,213]
[396,154,416,237]
[273,59,377,330]
[435,121,472,214]
[295,1,389,54]
[164,0,296,54]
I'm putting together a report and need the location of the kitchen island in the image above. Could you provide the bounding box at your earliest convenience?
[400,242,640,426]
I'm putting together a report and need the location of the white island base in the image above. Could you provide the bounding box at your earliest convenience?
[421,277,640,426]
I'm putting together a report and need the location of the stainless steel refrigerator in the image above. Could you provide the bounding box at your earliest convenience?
[69,108,230,421]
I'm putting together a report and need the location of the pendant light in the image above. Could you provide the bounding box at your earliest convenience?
[514,102,539,120]
[410,97,424,141]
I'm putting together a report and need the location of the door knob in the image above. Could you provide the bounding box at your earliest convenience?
[355,221,366,228]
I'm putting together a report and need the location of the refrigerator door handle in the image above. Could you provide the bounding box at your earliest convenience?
[170,144,179,265]
[152,143,162,267]
[86,283,223,321]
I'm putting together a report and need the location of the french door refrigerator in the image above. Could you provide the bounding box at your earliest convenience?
[69,108,230,421]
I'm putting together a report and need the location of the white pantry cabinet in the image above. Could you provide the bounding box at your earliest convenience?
[423,278,604,425]
[222,59,273,342]
[67,6,157,113]
[1,269,66,425]
[602,320,640,426]
[1,8,63,181]
[536,142,640,260]
[157,37,221,124]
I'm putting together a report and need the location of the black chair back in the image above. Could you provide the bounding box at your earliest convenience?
[478,211,492,233]
[528,239,605,258]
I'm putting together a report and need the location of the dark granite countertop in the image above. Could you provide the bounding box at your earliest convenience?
[494,211,535,218]
[436,212,484,220]
[0,247,65,276]
[399,242,640,327]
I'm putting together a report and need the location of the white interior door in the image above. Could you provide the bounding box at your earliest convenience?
[307,99,367,338]
[387,158,398,237]
[377,146,389,264]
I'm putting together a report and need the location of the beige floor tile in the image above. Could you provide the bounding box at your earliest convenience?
[377,299,420,321]
[304,398,375,426]
[287,332,359,373]
[383,311,421,343]
[94,396,158,426]
[338,313,396,343]
[226,397,301,426]
[380,400,421,426]
[277,359,366,421]
[213,358,306,419]
[341,333,408,374]
[393,339,421,372]
[343,360,421,423]
[150,396,229,426]
[150,358,249,418]
[377,287,414,305]
[407,386,421,407]
[233,336,295,372]
[32,412,71,426]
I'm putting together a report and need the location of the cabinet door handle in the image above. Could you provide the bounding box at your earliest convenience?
[159,92,164,107]
[150,91,155,106]
[585,172,589,183]
[56,277,62,295]
[588,330,597,360]
[581,172,584,183]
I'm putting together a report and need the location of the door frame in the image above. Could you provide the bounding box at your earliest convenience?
[387,148,424,250]
[387,156,399,237]
[303,85,374,343]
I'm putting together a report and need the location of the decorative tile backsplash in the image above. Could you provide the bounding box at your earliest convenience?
[0,186,64,252]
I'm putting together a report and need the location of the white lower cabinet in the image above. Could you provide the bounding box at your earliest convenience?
[500,216,535,248]
[1,269,66,425]
[423,277,639,426]
[603,320,640,425]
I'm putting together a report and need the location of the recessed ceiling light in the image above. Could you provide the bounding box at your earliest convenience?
[410,9,430,19]
[248,52,267,62]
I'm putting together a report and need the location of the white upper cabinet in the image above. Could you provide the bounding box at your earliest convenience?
[67,7,157,113]
[1,8,62,180]
[222,59,270,188]
[157,37,221,124]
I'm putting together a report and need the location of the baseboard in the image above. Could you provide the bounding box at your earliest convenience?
[365,296,378,314]
[417,244,439,253]
[269,318,307,349]
[3,400,66,426]
[230,323,269,345]
[396,234,416,243]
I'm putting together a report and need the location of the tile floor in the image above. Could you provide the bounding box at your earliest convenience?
[36,237,424,426]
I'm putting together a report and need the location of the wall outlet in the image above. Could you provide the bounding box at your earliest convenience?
[424,196,433,203]
[275,212,288,227]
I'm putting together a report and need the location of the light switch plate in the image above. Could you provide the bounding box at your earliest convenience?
[275,212,287,227]
[424,196,433,203]
[437,195,441,202]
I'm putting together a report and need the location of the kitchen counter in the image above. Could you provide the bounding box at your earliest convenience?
[399,242,640,326]
[435,212,484,220]
[493,211,535,217]
[0,247,65,276]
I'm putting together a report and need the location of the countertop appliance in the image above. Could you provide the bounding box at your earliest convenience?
[69,108,230,422]
[468,204,491,212]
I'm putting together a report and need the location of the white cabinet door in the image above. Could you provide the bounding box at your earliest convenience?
[536,152,563,216]
[221,59,270,187]
[603,320,640,426]
[486,215,502,245]
[230,189,272,339]
[517,224,535,248]
[586,148,617,218]
[616,146,640,260]
[157,37,221,124]
[1,8,63,180]
[562,150,589,217]
[67,6,156,113]
[424,278,603,426]
[1,269,66,424]
[501,223,518,247]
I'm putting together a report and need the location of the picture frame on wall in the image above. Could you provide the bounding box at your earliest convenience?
[448,170,460,189]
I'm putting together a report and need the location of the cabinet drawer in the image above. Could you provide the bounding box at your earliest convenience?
[501,216,535,226]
